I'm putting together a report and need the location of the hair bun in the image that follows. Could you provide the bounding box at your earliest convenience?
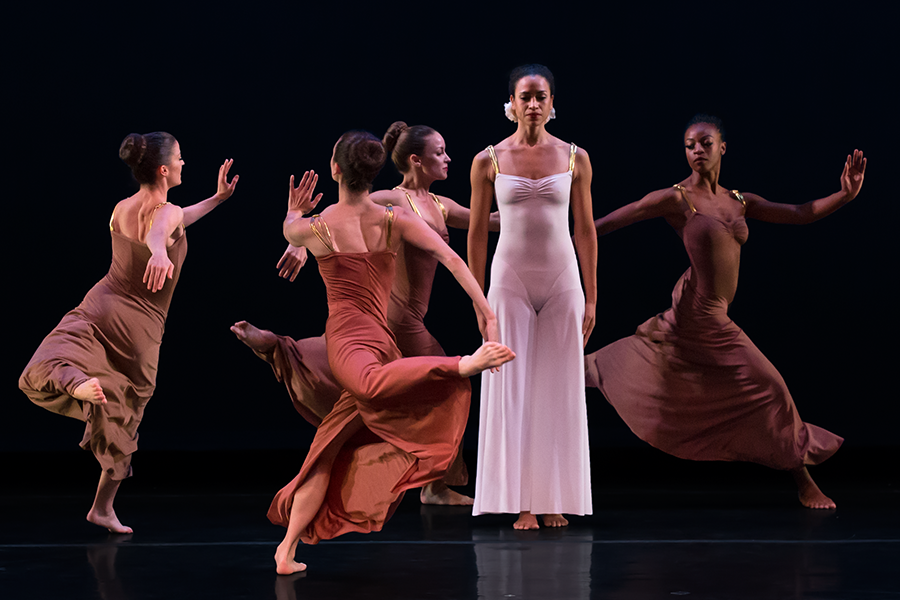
[382,121,408,156]
[119,133,147,167]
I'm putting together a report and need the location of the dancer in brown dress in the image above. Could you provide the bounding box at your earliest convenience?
[267,131,514,575]
[584,115,865,509]
[233,122,499,505]
[19,132,239,532]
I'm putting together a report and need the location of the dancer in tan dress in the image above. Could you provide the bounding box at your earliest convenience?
[19,132,238,532]
[585,115,865,509]
[233,122,499,505]
[268,131,513,574]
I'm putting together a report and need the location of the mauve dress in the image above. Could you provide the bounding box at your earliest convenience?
[267,212,470,544]
[19,219,187,480]
[260,193,468,484]
[585,186,842,470]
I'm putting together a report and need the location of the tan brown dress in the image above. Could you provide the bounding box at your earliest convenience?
[19,217,187,480]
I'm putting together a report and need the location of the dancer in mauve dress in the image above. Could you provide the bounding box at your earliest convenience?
[585,115,865,508]
[268,131,514,575]
[233,122,499,504]
[468,65,597,530]
[19,132,238,532]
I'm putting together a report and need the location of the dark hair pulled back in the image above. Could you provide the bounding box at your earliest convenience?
[119,132,177,185]
[334,130,387,192]
[684,114,726,141]
[509,64,556,95]
[382,121,438,173]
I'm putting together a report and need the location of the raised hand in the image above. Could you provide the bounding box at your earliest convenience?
[216,159,240,201]
[840,149,866,201]
[277,245,308,281]
[288,171,324,215]
[143,252,175,292]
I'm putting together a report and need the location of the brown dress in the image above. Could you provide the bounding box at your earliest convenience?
[19,219,187,480]
[262,192,468,483]
[585,186,842,470]
[267,211,470,544]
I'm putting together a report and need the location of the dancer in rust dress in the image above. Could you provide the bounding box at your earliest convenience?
[233,122,499,505]
[19,132,238,532]
[268,131,514,575]
[585,115,865,509]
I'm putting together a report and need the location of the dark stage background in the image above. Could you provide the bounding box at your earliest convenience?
[6,5,897,476]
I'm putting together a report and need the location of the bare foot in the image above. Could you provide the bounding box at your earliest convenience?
[542,513,569,527]
[793,467,836,509]
[274,542,307,576]
[458,342,516,378]
[86,508,133,534]
[73,378,106,404]
[513,511,539,530]
[231,321,277,359]
[420,481,474,506]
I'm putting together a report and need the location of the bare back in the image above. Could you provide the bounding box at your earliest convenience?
[304,202,396,256]
[111,195,184,246]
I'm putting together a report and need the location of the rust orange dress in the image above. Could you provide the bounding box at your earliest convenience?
[261,192,469,484]
[585,186,842,470]
[19,209,187,480]
[267,209,470,544]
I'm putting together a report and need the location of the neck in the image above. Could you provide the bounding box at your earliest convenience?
[338,185,370,206]
[689,167,721,194]
[398,172,434,194]
[512,121,548,146]
[137,181,169,204]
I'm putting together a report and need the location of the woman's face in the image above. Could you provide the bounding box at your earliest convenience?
[331,139,340,181]
[684,123,725,173]
[510,75,553,125]
[414,132,451,181]
[162,141,184,187]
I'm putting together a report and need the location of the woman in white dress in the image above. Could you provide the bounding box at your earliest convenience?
[468,64,597,529]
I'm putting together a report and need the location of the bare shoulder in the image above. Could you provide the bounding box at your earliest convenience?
[369,188,405,207]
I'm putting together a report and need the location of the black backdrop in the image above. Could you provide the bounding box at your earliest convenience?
[6,4,897,459]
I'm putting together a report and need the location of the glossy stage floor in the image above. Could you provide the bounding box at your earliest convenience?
[2,448,897,600]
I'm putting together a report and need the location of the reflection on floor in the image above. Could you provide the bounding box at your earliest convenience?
[1,448,897,599]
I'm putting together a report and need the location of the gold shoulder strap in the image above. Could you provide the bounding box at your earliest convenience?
[673,184,697,213]
[385,205,395,249]
[309,215,335,253]
[430,193,448,222]
[487,146,500,174]
[731,189,747,208]
[147,202,170,232]
[394,186,422,218]
[109,207,117,232]
[569,143,577,173]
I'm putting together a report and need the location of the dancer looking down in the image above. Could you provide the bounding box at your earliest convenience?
[585,114,864,509]
[19,132,238,532]
[267,131,514,575]
[468,64,597,530]
[233,122,498,506]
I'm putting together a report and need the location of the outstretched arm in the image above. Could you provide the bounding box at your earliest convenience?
[182,159,239,227]
[571,149,598,348]
[143,203,184,292]
[397,210,499,342]
[442,197,501,232]
[594,187,684,236]
[744,150,867,224]
[283,171,324,247]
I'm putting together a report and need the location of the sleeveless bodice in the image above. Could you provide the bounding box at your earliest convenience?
[494,172,577,269]
[674,187,749,306]
[318,252,397,326]
[104,231,188,320]
[388,202,449,326]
